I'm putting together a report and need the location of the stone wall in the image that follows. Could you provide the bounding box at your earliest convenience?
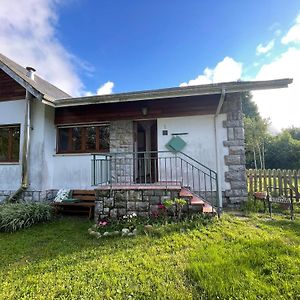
[222,93,248,206]
[94,189,180,221]
[110,120,134,183]
[0,189,57,203]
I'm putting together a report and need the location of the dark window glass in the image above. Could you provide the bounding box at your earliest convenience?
[72,127,82,151]
[58,128,69,152]
[57,125,110,153]
[0,128,9,161]
[99,126,110,151]
[12,127,20,161]
[86,127,96,151]
[0,125,20,162]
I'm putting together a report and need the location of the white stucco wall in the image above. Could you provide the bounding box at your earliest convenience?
[0,99,93,191]
[1,99,230,192]
[0,100,25,190]
[42,105,93,190]
[157,115,230,191]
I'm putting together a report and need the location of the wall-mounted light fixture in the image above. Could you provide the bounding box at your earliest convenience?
[141,107,148,116]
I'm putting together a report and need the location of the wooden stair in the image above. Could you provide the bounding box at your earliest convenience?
[179,187,216,214]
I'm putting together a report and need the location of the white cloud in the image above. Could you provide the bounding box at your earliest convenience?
[256,40,275,55]
[252,47,300,130]
[179,57,242,87]
[83,81,115,97]
[0,0,84,96]
[281,14,300,44]
[96,81,114,95]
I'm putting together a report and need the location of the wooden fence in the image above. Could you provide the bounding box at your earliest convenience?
[247,169,300,201]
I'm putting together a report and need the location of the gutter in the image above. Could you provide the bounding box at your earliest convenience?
[52,78,293,108]
[214,89,226,216]
[8,91,32,202]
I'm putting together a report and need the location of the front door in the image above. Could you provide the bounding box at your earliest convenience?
[134,120,157,183]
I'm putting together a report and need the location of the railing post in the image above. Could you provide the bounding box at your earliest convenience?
[216,173,221,217]
[92,154,96,186]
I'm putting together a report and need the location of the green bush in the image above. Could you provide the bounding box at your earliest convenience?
[241,197,266,213]
[0,202,53,232]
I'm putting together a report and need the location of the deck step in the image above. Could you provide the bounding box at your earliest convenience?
[202,203,216,213]
[179,187,193,197]
[190,195,205,205]
[180,186,216,214]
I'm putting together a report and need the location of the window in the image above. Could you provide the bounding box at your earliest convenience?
[0,125,20,162]
[57,124,110,153]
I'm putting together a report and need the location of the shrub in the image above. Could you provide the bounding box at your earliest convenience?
[0,202,53,232]
[241,197,266,214]
[163,198,187,219]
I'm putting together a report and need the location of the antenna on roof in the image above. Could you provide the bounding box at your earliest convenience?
[26,66,36,80]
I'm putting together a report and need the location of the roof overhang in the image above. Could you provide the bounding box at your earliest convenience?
[52,78,293,108]
[0,53,71,102]
[0,60,43,101]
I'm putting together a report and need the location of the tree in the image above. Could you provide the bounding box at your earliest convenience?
[242,92,300,170]
[264,132,300,169]
[244,116,269,169]
[242,92,269,169]
[241,91,259,118]
[284,127,300,141]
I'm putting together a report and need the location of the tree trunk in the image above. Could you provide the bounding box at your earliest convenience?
[253,147,257,169]
[257,143,263,169]
[262,142,265,169]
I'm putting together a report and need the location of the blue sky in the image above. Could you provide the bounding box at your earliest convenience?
[0,0,299,129]
[57,0,299,93]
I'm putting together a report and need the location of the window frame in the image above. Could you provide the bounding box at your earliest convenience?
[0,124,21,163]
[56,123,110,154]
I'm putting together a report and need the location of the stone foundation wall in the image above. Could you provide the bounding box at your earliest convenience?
[95,189,181,221]
[0,189,58,203]
[222,93,248,206]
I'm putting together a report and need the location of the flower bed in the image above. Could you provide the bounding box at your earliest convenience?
[88,199,214,239]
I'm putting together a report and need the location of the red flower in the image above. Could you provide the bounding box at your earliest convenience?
[158,204,166,210]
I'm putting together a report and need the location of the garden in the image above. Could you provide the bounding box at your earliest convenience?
[1,199,300,299]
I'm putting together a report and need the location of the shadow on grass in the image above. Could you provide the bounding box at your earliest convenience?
[0,215,215,272]
[259,216,300,238]
[0,216,143,270]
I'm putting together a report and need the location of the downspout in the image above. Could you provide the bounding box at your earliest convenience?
[214,89,226,216]
[8,88,33,202]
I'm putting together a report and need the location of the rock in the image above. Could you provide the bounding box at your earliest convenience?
[122,228,130,236]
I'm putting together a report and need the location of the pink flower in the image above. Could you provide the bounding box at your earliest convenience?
[158,204,166,210]
[98,221,108,226]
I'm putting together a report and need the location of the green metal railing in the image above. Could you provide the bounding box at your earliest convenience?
[91,151,218,209]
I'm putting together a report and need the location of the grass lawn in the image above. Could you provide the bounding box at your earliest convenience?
[0,214,300,299]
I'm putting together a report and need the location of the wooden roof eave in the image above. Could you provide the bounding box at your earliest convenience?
[0,61,43,101]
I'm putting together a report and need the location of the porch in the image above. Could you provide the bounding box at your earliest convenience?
[91,150,218,218]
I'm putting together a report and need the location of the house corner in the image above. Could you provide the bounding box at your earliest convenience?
[222,93,248,207]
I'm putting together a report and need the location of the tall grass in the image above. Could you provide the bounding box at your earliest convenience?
[0,202,53,232]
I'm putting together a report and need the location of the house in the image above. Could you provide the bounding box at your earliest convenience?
[0,53,292,217]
